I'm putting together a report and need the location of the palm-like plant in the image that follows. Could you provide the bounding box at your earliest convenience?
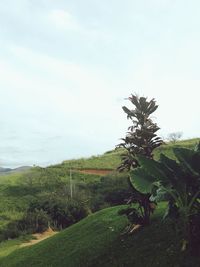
[117,95,163,225]
[118,94,163,171]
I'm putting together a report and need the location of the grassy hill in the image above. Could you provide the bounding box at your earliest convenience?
[0,138,199,236]
[0,203,200,267]
[0,138,199,266]
[62,138,200,170]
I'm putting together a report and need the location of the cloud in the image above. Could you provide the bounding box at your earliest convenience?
[8,44,115,106]
[47,9,80,31]
[45,8,111,42]
[1,44,125,143]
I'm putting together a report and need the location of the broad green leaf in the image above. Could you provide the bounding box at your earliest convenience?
[130,167,156,194]
[136,155,169,183]
[159,153,186,189]
[173,148,200,175]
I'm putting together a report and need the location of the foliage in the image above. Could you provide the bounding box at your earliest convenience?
[1,204,200,267]
[88,173,132,211]
[0,164,133,241]
[62,150,122,170]
[117,94,163,225]
[167,132,182,143]
[117,94,163,171]
[0,138,199,242]
[27,196,89,230]
[1,210,50,240]
[18,210,50,233]
[131,143,200,252]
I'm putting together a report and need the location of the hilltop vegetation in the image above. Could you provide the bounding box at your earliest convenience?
[62,138,200,170]
[62,148,122,170]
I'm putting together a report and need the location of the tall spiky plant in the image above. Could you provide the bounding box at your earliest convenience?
[118,94,163,171]
[117,94,163,225]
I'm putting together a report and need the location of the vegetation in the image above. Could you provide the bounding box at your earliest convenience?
[1,204,200,267]
[0,164,131,241]
[117,94,163,226]
[117,94,163,171]
[115,94,200,258]
[167,132,183,143]
[131,144,200,254]
[62,149,122,170]
[0,139,199,240]
[0,111,199,267]
[55,138,199,171]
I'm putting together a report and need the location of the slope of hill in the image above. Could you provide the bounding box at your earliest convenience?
[62,138,200,170]
[0,138,199,266]
[0,138,198,235]
[0,203,200,267]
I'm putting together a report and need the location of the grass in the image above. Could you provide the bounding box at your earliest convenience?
[0,236,31,259]
[0,203,200,267]
[154,138,200,160]
[62,149,122,170]
[62,138,200,170]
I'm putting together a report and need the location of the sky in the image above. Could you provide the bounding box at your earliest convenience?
[0,0,200,168]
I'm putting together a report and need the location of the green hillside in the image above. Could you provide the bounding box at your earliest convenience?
[62,138,200,170]
[0,138,199,238]
[0,160,128,242]
[0,138,199,266]
[0,204,200,267]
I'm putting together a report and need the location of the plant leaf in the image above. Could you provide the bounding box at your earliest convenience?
[130,167,156,194]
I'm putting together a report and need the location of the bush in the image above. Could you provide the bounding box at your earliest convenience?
[28,196,89,230]
[1,221,21,240]
[1,210,50,240]
[18,209,50,233]
[88,174,132,211]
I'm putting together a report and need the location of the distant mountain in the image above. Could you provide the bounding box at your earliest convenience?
[0,166,31,175]
[12,166,32,172]
[0,167,12,173]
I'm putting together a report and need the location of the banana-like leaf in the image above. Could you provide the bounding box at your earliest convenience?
[159,154,186,188]
[159,153,180,172]
[173,148,200,175]
[130,167,156,194]
[136,155,170,183]
[150,187,169,202]
[194,142,200,152]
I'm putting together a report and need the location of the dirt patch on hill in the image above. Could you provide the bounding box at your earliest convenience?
[77,169,114,176]
[20,228,57,247]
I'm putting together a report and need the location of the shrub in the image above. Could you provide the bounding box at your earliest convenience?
[18,209,50,233]
[28,196,89,230]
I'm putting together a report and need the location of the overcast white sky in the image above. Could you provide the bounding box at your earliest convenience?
[0,0,200,167]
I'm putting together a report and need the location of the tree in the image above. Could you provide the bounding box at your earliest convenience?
[167,132,182,143]
[117,94,163,171]
[117,94,163,225]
